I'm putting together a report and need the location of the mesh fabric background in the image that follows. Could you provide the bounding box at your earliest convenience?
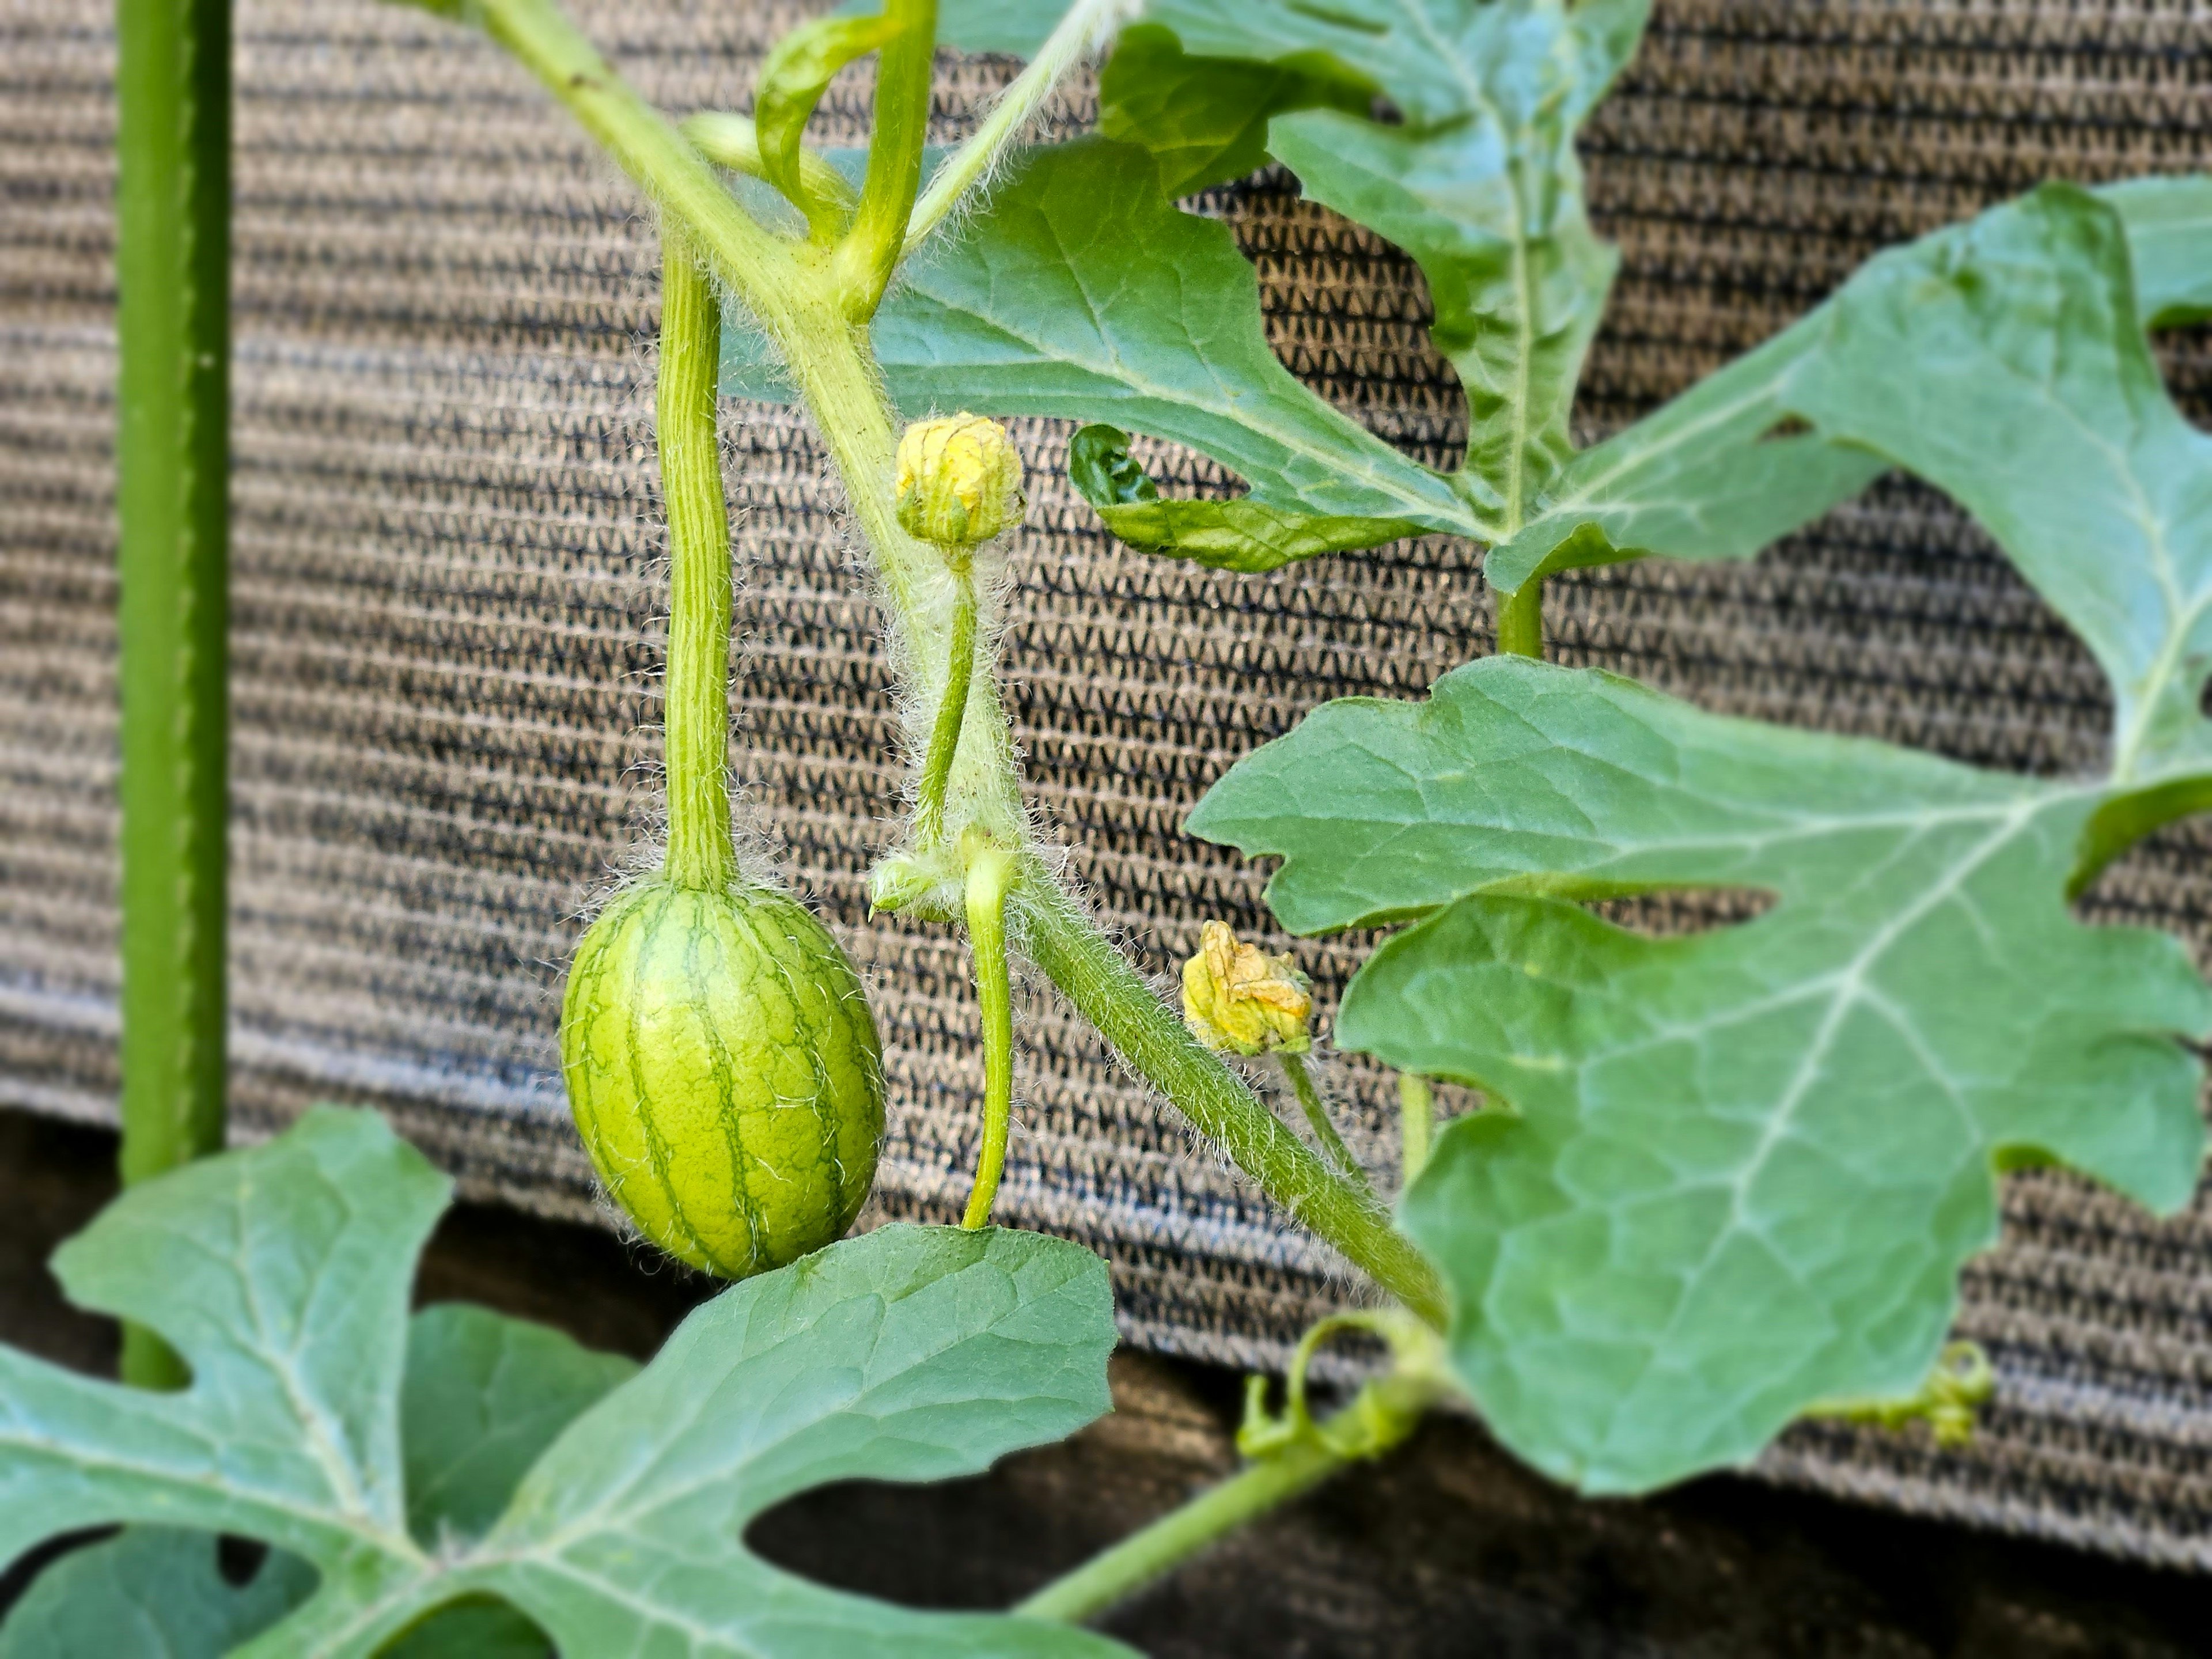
[5,0,2212,1568]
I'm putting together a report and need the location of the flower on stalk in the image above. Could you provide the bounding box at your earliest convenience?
[895,412,1025,550]
[1181,919,1313,1057]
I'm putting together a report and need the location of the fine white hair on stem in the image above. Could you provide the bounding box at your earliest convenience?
[903,0,1138,256]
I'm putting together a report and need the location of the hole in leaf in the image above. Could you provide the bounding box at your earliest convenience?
[747,1435,1150,1615]
[1589,888,1776,936]
[215,1534,269,1588]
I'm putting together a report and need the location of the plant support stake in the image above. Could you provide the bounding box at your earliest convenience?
[115,0,232,1390]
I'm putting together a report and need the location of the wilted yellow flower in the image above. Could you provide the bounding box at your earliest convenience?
[895,413,1024,550]
[1181,920,1313,1056]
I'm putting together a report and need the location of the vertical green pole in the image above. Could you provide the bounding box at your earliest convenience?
[115,0,232,1388]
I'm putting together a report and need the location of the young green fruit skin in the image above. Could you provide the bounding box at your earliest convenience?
[561,880,885,1278]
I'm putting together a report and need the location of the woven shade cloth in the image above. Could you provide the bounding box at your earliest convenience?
[6,0,2212,1569]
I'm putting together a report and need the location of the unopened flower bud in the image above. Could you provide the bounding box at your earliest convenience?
[1181,920,1313,1057]
[895,414,1024,550]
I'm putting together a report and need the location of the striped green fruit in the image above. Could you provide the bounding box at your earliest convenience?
[560,878,885,1279]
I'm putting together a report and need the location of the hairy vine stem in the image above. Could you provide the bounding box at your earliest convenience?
[1016,1430,1344,1623]
[1020,1310,1446,1623]
[1017,877,1447,1325]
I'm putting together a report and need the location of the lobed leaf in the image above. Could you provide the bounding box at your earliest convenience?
[0,1109,1130,1657]
[1119,0,1647,522]
[1485,175,2212,595]
[1191,183,2212,1494]
[724,138,1478,535]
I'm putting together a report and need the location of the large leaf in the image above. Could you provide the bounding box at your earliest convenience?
[1140,0,1647,524]
[1189,184,2212,1494]
[725,138,1478,536]
[0,1530,319,1659]
[0,1301,633,1659]
[1484,174,2212,594]
[0,1109,1128,1658]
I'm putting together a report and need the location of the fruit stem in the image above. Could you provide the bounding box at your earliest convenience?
[656,240,737,892]
[1279,1054,1368,1191]
[961,840,1019,1229]
[915,563,978,846]
[1397,1072,1434,1186]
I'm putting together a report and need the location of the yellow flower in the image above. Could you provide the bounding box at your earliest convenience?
[895,413,1024,550]
[1181,920,1313,1056]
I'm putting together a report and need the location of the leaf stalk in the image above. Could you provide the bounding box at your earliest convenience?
[1496,578,1543,657]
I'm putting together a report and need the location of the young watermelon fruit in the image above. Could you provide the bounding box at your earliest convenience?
[560,879,885,1279]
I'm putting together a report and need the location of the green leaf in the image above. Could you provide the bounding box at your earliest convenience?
[934,0,1065,56]
[1099,23,1372,197]
[1192,656,2211,1493]
[0,1530,317,1659]
[0,1302,630,1658]
[1069,423,1415,570]
[0,1108,1130,1657]
[1189,184,2212,1494]
[1135,0,1648,521]
[1484,174,2212,594]
[2101,175,2212,327]
[725,138,1482,537]
[1779,184,2212,790]
[400,1304,638,1547]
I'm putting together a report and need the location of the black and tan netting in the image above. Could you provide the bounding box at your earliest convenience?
[6,0,2212,1569]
